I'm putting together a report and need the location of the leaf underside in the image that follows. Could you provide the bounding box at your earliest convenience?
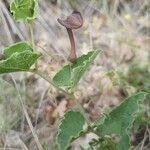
[0,42,40,74]
[95,92,147,150]
[10,0,38,21]
[53,49,101,88]
[56,111,86,150]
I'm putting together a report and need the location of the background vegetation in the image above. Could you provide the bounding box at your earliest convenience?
[0,0,149,149]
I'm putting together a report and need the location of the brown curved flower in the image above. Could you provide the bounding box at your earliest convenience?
[57,11,83,29]
[57,11,83,62]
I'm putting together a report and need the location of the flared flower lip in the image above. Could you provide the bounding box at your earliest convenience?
[57,11,83,29]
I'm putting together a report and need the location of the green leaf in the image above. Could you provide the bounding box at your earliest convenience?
[117,134,130,150]
[95,92,147,150]
[0,42,40,74]
[56,111,86,150]
[4,42,32,58]
[10,0,38,21]
[53,50,101,88]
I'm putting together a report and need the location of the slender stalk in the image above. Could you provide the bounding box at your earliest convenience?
[76,98,90,124]
[29,22,38,69]
[30,69,73,98]
[30,69,90,124]
[66,28,77,62]
[31,69,89,122]
[70,89,90,125]
[29,22,35,49]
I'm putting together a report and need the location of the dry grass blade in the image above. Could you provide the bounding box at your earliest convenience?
[10,74,43,150]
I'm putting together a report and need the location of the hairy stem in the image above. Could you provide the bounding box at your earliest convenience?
[30,69,73,98]
[75,98,90,124]
[70,87,90,125]
[30,69,90,124]
[29,22,38,69]
[29,22,35,49]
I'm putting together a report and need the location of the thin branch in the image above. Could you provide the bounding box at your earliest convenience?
[29,22,35,50]
[31,69,90,124]
[28,22,38,69]
[74,97,90,125]
[30,69,73,98]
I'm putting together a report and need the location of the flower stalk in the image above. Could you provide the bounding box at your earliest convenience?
[66,28,77,62]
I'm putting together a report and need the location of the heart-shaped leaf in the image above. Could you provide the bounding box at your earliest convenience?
[94,92,147,150]
[10,0,38,21]
[0,42,40,74]
[53,50,101,88]
[56,110,86,150]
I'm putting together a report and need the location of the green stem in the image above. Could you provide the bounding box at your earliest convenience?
[29,22,35,49]
[30,69,73,98]
[30,68,90,124]
[71,90,90,125]
[28,22,38,69]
